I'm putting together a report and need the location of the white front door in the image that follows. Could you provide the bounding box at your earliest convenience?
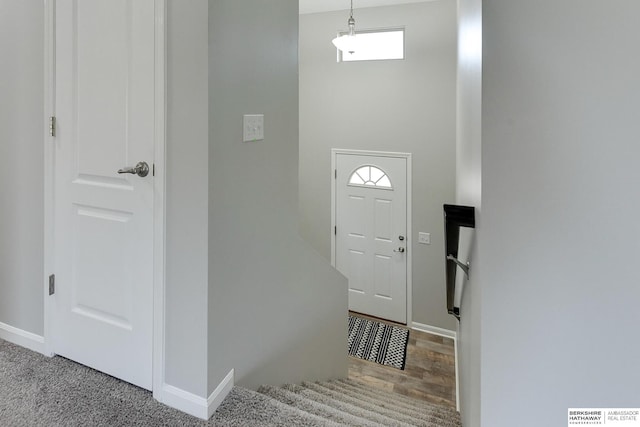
[51,0,156,390]
[334,152,408,324]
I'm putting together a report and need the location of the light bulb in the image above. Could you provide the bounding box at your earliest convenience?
[332,16,358,54]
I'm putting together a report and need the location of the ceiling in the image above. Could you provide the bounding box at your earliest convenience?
[299,0,432,15]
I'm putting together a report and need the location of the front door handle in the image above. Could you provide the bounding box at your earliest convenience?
[393,247,405,253]
[118,161,149,178]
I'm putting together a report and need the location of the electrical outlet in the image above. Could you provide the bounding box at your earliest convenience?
[418,232,431,245]
[243,114,264,142]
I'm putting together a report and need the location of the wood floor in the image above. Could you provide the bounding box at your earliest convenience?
[347,312,457,409]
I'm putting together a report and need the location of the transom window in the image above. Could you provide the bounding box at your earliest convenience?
[348,165,392,189]
[338,28,405,62]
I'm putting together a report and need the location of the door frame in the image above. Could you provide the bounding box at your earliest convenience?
[43,0,167,396]
[331,149,412,325]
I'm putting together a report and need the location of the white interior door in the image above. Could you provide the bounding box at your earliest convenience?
[51,0,155,390]
[335,153,408,324]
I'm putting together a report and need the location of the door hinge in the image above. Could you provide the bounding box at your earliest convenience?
[49,116,56,137]
[334,226,337,235]
[152,163,155,176]
[335,169,337,179]
[48,274,55,295]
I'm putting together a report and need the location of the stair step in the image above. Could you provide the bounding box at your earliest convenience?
[331,379,458,417]
[303,383,437,425]
[210,386,342,427]
[284,382,415,427]
[319,380,460,426]
[326,379,433,413]
[257,385,381,427]
[334,378,457,415]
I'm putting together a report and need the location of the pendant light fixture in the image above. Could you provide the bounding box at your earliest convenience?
[332,0,358,55]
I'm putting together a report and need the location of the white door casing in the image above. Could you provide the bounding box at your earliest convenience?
[46,0,161,391]
[332,150,412,324]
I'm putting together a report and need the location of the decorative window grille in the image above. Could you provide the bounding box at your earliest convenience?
[348,165,392,189]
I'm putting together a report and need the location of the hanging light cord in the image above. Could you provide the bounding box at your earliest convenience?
[348,0,356,35]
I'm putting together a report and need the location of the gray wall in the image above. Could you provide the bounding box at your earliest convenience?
[455,0,481,425]
[299,1,458,330]
[480,1,640,425]
[208,0,348,393]
[165,0,209,397]
[0,1,45,335]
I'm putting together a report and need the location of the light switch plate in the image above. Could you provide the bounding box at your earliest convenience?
[418,232,431,245]
[243,114,264,142]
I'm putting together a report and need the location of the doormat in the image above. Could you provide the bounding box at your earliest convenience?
[348,315,409,370]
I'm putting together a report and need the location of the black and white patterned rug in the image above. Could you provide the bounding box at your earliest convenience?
[348,315,409,370]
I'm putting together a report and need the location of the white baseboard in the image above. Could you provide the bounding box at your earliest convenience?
[411,321,457,340]
[0,321,45,354]
[454,335,460,412]
[206,369,235,419]
[159,369,234,420]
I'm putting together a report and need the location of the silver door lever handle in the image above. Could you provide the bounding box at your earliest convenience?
[118,161,149,177]
[394,247,405,253]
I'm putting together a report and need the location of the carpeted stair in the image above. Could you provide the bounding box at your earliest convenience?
[211,379,461,427]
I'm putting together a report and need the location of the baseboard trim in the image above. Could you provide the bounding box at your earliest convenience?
[411,322,457,340]
[454,335,460,412]
[160,384,208,420]
[159,369,234,420]
[0,321,45,354]
[206,369,235,419]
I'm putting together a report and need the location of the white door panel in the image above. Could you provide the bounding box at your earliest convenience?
[335,154,408,324]
[53,0,155,390]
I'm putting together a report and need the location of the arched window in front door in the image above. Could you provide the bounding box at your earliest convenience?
[348,165,393,190]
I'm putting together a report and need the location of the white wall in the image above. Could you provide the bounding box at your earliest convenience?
[207,0,348,392]
[0,1,45,336]
[164,0,209,397]
[481,1,640,425]
[299,1,458,330]
[456,0,481,425]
